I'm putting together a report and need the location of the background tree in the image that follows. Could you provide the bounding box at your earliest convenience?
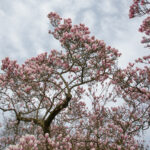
[129,0,150,47]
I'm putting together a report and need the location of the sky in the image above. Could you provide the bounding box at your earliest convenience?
[0,0,150,146]
[0,0,149,67]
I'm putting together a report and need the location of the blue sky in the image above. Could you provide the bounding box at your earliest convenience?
[0,0,149,145]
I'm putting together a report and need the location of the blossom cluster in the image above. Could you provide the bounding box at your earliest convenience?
[129,0,150,47]
[139,17,150,47]
[129,0,150,18]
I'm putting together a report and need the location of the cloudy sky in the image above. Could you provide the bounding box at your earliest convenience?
[0,0,149,144]
[0,0,149,67]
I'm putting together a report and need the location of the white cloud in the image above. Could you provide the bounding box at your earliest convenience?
[98,1,118,14]
[82,10,96,31]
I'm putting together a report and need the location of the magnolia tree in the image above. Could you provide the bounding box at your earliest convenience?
[0,3,149,150]
[129,0,150,47]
